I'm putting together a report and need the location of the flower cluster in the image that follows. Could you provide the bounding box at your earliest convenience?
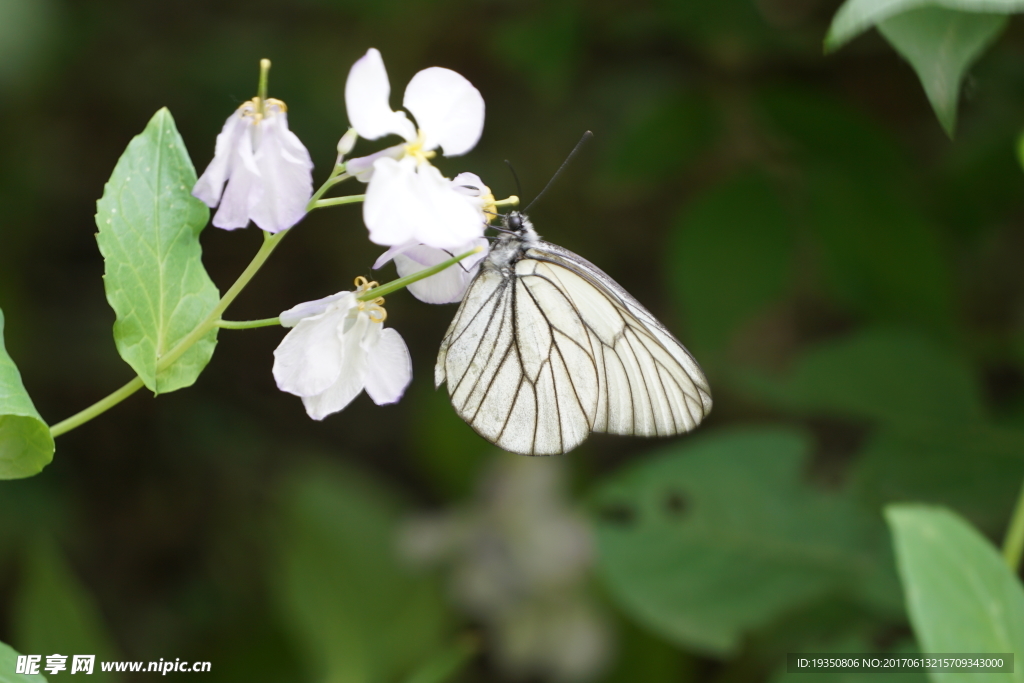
[192,51,496,420]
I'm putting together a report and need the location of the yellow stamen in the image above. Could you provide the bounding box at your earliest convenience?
[239,97,288,124]
[404,129,437,165]
[353,276,387,323]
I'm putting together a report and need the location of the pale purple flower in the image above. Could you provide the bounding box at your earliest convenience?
[373,238,488,304]
[193,98,313,233]
[373,173,493,304]
[272,284,411,420]
[345,48,487,249]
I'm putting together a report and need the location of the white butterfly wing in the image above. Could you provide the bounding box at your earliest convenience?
[436,240,711,455]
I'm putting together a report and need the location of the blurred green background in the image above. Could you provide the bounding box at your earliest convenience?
[2,0,1024,680]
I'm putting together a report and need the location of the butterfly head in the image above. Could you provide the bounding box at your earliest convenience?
[485,210,540,268]
[502,210,540,244]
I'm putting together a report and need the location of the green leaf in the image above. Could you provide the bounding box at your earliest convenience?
[826,0,1024,51]
[758,89,955,332]
[274,459,450,683]
[0,308,53,479]
[592,427,892,655]
[95,107,219,394]
[886,504,1024,679]
[878,7,1006,136]
[0,641,47,683]
[854,428,1024,534]
[401,636,476,683]
[11,537,122,681]
[741,328,985,428]
[669,172,795,357]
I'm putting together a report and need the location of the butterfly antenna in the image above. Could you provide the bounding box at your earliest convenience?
[525,131,593,213]
[504,160,523,202]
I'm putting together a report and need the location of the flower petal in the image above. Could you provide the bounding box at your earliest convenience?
[346,142,405,183]
[272,307,347,397]
[363,327,412,405]
[403,67,484,156]
[249,109,314,233]
[372,239,417,270]
[301,370,364,420]
[412,164,489,248]
[211,126,262,230]
[362,156,422,246]
[451,172,487,196]
[279,291,353,328]
[193,107,251,207]
[364,158,487,249]
[393,239,487,304]
[345,48,416,143]
[299,312,370,419]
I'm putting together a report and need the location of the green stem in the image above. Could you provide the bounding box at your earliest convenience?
[47,229,481,438]
[358,247,482,301]
[49,376,146,438]
[217,317,281,330]
[1003,476,1024,570]
[312,194,364,209]
[48,229,291,438]
[306,168,352,211]
[158,230,289,372]
[257,58,270,116]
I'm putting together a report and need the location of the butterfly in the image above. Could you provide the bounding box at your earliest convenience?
[435,210,712,455]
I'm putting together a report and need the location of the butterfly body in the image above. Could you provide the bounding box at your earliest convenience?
[436,211,711,455]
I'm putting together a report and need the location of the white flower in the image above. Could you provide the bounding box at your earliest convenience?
[193,98,313,233]
[372,173,493,304]
[345,48,487,249]
[399,456,612,682]
[272,280,412,420]
[373,239,488,304]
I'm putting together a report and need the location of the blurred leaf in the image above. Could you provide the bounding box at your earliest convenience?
[0,641,47,683]
[603,90,718,189]
[809,170,953,331]
[1017,128,1024,172]
[742,328,985,427]
[759,88,906,179]
[655,0,775,56]
[0,308,53,479]
[878,7,1006,136]
[401,635,477,683]
[826,0,1024,50]
[592,427,892,655]
[274,459,450,683]
[598,617,690,683]
[0,0,58,92]
[95,107,219,395]
[853,428,1024,534]
[886,504,1024,672]
[759,89,955,331]
[408,378,489,500]
[491,4,581,98]
[669,172,795,357]
[11,537,121,681]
